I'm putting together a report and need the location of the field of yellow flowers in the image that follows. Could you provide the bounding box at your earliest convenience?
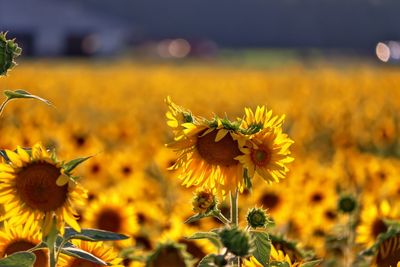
[1,57,400,267]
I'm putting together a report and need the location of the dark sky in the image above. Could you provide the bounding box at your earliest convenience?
[80,0,400,48]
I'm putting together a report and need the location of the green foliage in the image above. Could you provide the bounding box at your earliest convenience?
[0,90,52,117]
[64,227,129,242]
[62,156,93,175]
[187,231,222,249]
[0,32,21,76]
[250,230,271,267]
[0,252,36,267]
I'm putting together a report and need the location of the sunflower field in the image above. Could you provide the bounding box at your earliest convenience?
[1,33,400,267]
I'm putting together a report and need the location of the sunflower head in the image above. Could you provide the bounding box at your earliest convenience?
[192,188,218,214]
[0,143,87,236]
[165,100,294,195]
[146,242,193,267]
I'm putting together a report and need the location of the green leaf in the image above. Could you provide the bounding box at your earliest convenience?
[0,252,36,267]
[302,259,323,267]
[250,230,271,267]
[185,213,207,224]
[0,32,21,76]
[4,90,52,105]
[186,232,222,249]
[198,254,217,267]
[62,156,92,175]
[60,247,108,265]
[64,227,129,242]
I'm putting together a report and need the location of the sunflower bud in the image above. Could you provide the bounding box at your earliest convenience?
[246,207,271,228]
[0,32,21,76]
[338,195,357,213]
[219,227,252,257]
[192,189,217,214]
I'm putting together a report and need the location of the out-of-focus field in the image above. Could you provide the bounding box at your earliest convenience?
[1,59,400,265]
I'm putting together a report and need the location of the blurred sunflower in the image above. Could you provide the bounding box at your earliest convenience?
[0,143,87,235]
[0,221,47,267]
[59,240,123,267]
[356,200,398,247]
[83,193,138,247]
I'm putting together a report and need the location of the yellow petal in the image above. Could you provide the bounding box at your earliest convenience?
[16,146,30,163]
[5,150,22,167]
[215,129,229,142]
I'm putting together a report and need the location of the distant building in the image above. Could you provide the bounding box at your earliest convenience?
[0,0,133,56]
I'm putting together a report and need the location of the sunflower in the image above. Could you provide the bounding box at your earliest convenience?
[167,121,246,194]
[236,128,293,184]
[166,100,293,194]
[356,200,398,247]
[372,232,400,267]
[0,143,87,235]
[241,105,286,133]
[83,192,138,247]
[59,240,123,267]
[0,221,47,267]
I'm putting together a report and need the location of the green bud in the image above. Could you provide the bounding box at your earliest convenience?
[219,227,253,257]
[246,207,271,228]
[338,195,357,213]
[0,32,22,76]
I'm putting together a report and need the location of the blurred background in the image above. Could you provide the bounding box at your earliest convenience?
[1,0,400,63]
[1,1,400,265]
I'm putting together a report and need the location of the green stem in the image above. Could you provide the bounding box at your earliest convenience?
[0,98,10,117]
[229,189,240,266]
[213,210,230,225]
[46,220,58,267]
[230,189,239,227]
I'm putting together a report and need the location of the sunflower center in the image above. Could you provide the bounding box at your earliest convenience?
[4,240,48,267]
[196,130,241,166]
[372,219,388,238]
[259,192,280,211]
[70,258,100,267]
[250,147,271,167]
[96,208,122,232]
[16,162,67,212]
[376,234,400,267]
[149,246,186,267]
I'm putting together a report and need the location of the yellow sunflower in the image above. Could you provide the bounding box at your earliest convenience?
[82,192,138,247]
[236,128,294,183]
[0,143,87,235]
[0,221,47,267]
[167,121,246,194]
[356,200,398,247]
[59,240,123,267]
[241,105,286,131]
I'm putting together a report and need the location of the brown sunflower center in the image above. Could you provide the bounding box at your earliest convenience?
[69,258,100,267]
[149,245,186,267]
[372,219,388,238]
[196,130,241,166]
[4,240,48,267]
[250,147,272,167]
[376,234,400,267]
[16,162,67,212]
[96,208,122,232]
[259,192,280,211]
